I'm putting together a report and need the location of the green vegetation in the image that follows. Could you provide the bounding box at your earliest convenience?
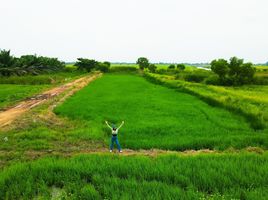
[136,57,150,70]
[145,73,268,129]
[54,74,268,150]
[1,57,268,200]
[0,72,85,109]
[0,84,49,109]
[75,58,111,72]
[0,71,84,85]
[1,153,268,199]
[0,49,65,76]
[211,57,255,86]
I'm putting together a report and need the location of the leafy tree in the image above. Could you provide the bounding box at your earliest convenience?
[0,49,15,68]
[177,64,186,70]
[239,62,256,84]
[97,62,110,72]
[148,64,157,73]
[210,59,229,81]
[75,58,98,72]
[168,64,175,69]
[210,57,256,85]
[136,57,149,70]
[103,61,111,67]
[228,57,244,78]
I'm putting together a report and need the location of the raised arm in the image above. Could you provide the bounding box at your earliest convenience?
[105,121,112,130]
[118,121,125,130]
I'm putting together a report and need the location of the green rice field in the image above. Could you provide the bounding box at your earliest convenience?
[54,74,268,150]
[1,153,268,199]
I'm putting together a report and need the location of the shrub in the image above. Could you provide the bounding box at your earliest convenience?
[204,75,220,85]
[96,63,110,72]
[75,58,98,72]
[148,64,157,73]
[109,66,138,73]
[210,57,256,86]
[184,73,207,83]
[168,64,175,69]
[177,64,186,70]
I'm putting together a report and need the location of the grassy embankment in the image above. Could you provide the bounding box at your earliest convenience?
[0,71,84,110]
[54,74,268,150]
[145,73,268,130]
[1,153,268,199]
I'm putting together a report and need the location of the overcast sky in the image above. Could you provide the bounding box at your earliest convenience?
[1,0,268,63]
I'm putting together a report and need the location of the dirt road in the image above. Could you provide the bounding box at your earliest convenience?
[0,73,101,128]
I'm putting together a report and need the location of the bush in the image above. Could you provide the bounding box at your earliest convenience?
[204,75,220,85]
[109,66,138,73]
[148,64,157,73]
[96,63,110,72]
[184,73,207,83]
[210,57,256,86]
[168,64,175,69]
[253,77,268,85]
[177,64,186,70]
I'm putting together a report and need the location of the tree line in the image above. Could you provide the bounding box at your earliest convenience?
[74,58,111,72]
[211,57,256,86]
[0,50,261,86]
[0,49,64,76]
[136,57,185,72]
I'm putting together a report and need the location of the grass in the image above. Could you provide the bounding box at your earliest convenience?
[1,153,268,199]
[0,71,84,85]
[145,73,268,129]
[0,84,49,109]
[54,74,268,150]
[0,71,85,109]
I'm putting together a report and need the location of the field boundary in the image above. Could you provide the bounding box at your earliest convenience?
[144,73,266,130]
[0,73,102,128]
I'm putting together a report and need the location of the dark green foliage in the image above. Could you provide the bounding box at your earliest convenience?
[210,57,256,86]
[148,64,157,73]
[136,57,150,70]
[0,49,15,68]
[109,66,138,73]
[0,49,65,76]
[1,154,268,199]
[168,64,175,69]
[211,59,229,81]
[96,63,110,72]
[103,61,111,67]
[177,64,186,70]
[75,58,98,72]
[184,72,208,83]
[75,58,111,73]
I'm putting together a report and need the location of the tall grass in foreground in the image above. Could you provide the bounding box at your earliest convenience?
[1,153,268,199]
[145,73,268,130]
[55,74,268,150]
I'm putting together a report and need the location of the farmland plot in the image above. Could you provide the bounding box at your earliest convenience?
[55,74,268,150]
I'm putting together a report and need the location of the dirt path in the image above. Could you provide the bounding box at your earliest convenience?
[0,73,101,128]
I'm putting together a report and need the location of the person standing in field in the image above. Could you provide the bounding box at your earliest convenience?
[105,120,124,153]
